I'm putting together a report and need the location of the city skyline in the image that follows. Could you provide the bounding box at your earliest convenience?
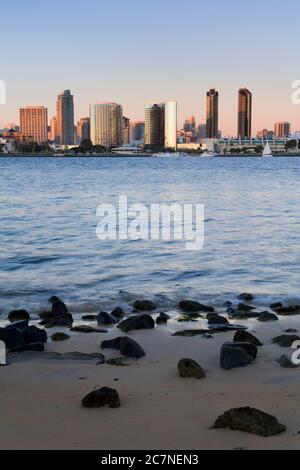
[1,0,300,134]
[0,86,295,139]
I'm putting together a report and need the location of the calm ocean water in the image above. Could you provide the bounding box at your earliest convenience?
[0,156,300,317]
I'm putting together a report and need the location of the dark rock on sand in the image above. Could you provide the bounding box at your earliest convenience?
[120,337,145,359]
[6,320,29,331]
[156,313,170,324]
[133,300,156,312]
[238,293,255,302]
[39,311,56,321]
[278,355,299,369]
[238,303,256,312]
[272,335,300,348]
[8,310,30,323]
[102,337,145,359]
[214,407,286,437]
[179,301,214,314]
[275,305,300,316]
[23,326,47,345]
[82,315,98,321]
[97,312,118,325]
[82,387,121,409]
[0,327,25,350]
[270,302,283,311]
[44,314,74,328]
[101,337,122,350]
[51,332,70,342]
[257,311,279,322]
[118,315,155,333]
[71,325,108,334]
[49,296,69,317]
[172,330,209,337]
[234,330,262,347]
[220,343,257,370]
[229,309,259,320]
[111,307,125,320]
[208,315,230,326]
[178,358,206,379]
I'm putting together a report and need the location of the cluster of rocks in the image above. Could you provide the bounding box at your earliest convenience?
[0,320,47,353]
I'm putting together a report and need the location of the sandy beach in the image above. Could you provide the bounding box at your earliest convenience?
[1,308,300,450]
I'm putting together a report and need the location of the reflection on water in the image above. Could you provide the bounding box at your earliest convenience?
[0,156,300,315]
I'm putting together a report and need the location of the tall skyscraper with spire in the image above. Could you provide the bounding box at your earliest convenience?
[238,88,252,139]
[206,89,219,139]
[56,90,74,145]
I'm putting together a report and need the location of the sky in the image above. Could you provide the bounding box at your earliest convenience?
[1,0,300,135]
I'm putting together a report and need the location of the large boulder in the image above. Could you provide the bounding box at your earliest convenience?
[10,343,45,353]
[23,326,47,345]
[6,320,29,331]
[275,305,300,316]
[82,387,121,409]
[49,296,69,317]
[238,293,255,302]
[273,335,300,348]
[8,310,30,323]
[156,313,170,325]
[0,327,25,351]
[257,311,278,322]
[97,312,118,325]
[101,337,145,359]
[44,314,73,328]
[238,303,256,312]
[220,343,257,370]
[111,307,125,320]
[133,300,156,312]
[270,302,283,311]
[118,315,155,333]
[214,407,286,437]
[179,301,214,314]
[208,315,230,326]
[234,330,262,347]
[178,358,206,379]
[120,337,145,359]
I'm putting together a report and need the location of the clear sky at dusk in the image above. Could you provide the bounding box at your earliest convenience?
[1,0,300,135]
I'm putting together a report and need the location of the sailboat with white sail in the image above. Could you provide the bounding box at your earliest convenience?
[262,141,273,157]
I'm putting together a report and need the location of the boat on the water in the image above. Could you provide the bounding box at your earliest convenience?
[201,151,216,157]
[152,152,189,157]
[262,141,273,157]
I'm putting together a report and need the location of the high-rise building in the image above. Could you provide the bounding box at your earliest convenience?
[145,103,165,147]
[238,88,252,139]
[131,121,145,143]
[90,103,123,147]
[77,117,90,144]
[50,117,57,142]
[183,116,196,136]
[19,106,48,142]
[123,116,130,145]
[164,101,177,149]
[56,90,74,145]
[206,89,219,139]
[274,121,291,138]
[196,123,207,140]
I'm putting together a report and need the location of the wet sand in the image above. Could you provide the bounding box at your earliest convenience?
[0,314,299,450]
